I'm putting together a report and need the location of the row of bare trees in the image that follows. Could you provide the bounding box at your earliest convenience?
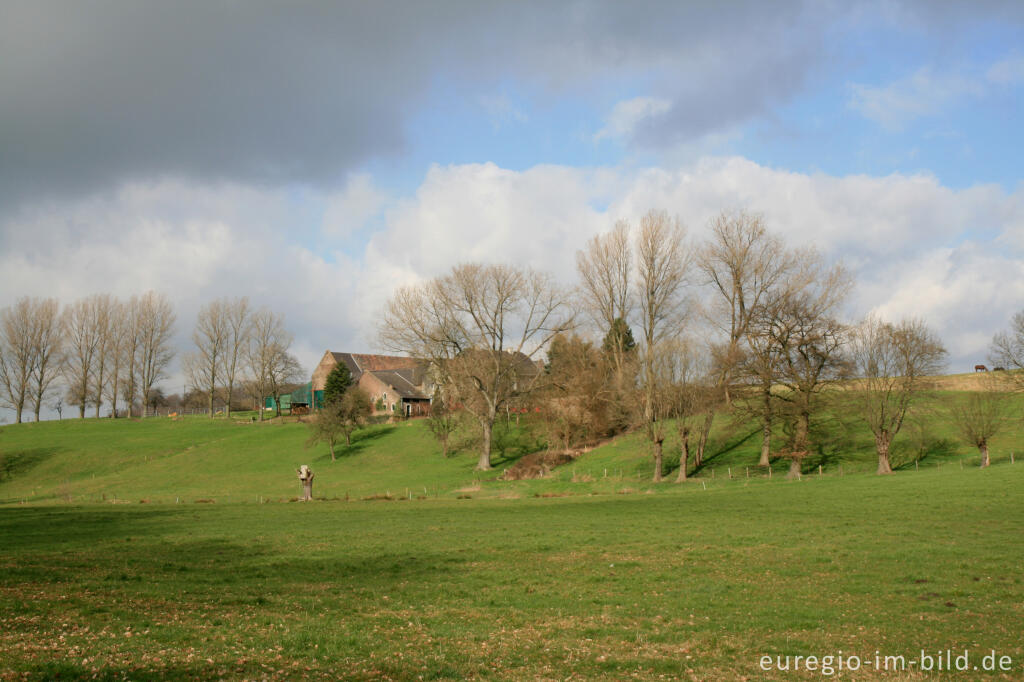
[0,293,303,424]
[182,298,302,420]
[0,292,175,423]
[379,209,1010,478]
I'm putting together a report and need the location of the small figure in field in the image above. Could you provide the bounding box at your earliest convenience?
[297,465,314,501]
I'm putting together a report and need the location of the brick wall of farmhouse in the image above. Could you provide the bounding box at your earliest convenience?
[311,352,338,392]
[357,372,395,414]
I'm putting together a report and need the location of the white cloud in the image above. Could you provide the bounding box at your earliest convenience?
[850,52,1024,130]
[986,54,1024,85]
[321,174,389,238]
[595,96,672,141]
[848,67,983,131]
[478,94,529,131]
[2,157,1022,389]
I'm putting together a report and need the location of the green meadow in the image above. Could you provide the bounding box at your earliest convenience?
[0,393,1022,679]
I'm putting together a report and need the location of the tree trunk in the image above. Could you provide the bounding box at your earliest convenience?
[329,443,336,461]
[758,385,772,466]
[979,441,990,468]
[876,433,893,474]
[15,405,22,424]
[302,479,313,501]
[79,404,86,419]
[652,438,663,482]
[695,411,713,467]
[676,428,690,482]
[226,381,233,418]
[788,457,802,478]
[477,419,493,470]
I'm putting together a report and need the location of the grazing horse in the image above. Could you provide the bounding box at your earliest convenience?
[974,364,988,372]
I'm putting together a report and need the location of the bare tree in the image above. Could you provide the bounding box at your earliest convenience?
[0,299,38,423]
[576,221,633,376]
[950,374,1011,467]
[29,298,64,421]
[104,300,128,418]
[380,263,573,470]
[763,260,852,477]
[63,296,104,419]
[119,296,143,417]
[185,299,230,417]
[699,211,796,403]
[990,309,1024,389]
[247,309,302,420]
[664,339,717,482]
[135,292,176,417]
[636,210,693,481]
[222,297,251,417]
[90,295,116,418]
[851,316,947,474]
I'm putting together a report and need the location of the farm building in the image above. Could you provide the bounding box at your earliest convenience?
[311,351,433,416]
[263,381,317,414]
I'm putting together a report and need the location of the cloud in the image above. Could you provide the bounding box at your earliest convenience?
[322,174,389,238]
[2,157,1022,385]
[478,94,529,131]
[849,52,1024,130]
[848,68,983,130]
[595,97,672,141]
[0,0,844,210]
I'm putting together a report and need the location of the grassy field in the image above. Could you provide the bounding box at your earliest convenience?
[0,391,1021,679]
[0,466,1021,679]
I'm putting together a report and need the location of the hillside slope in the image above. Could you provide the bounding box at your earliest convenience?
[1,388,1022,505]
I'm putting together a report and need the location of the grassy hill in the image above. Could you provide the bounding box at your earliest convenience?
[1,387,1021,505]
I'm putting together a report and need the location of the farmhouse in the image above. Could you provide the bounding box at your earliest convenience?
[312,351,433,416]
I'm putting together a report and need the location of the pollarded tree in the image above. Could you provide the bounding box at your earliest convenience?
[950,374,1011,467]
[380,263,574,470]
[323,361,353,406]
[851,316,947,474]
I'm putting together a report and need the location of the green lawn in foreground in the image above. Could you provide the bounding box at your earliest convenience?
[0,465,1021,679]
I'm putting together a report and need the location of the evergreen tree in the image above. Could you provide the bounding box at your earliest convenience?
[601,317,636,358]
[323,362,352,406]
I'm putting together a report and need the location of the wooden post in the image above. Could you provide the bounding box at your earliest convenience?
[728,467,732,479]
[768,464,772,479]
[297,465,314,501]
[818,465,822,478]
[746,467,749,478]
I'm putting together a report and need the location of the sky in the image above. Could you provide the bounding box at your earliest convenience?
[1,0,1023,413]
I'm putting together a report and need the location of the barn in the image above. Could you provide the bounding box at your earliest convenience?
[311,351,433,416]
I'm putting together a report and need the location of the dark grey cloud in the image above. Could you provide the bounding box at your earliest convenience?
[7,0,1012,209]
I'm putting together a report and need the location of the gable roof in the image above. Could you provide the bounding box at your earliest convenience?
[328,352,421,381]
[369,368,430,400]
